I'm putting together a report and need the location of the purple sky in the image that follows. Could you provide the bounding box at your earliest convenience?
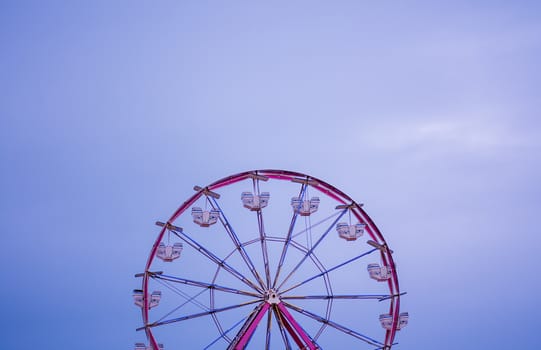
[1,1,540,349]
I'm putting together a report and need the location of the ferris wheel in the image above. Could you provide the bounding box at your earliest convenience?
[134,170,408,349]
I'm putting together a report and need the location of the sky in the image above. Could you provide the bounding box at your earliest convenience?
[1,1,540,349]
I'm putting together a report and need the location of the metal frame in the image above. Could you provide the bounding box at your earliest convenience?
[136,169,402,349]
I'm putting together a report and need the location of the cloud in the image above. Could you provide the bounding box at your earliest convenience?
[357,109,537,158]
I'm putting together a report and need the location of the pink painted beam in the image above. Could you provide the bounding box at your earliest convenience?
[276,303,317,350]
[278,308,308,349]
[234,303,271,350]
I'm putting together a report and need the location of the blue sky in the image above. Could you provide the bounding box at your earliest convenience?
[1,1,540,349]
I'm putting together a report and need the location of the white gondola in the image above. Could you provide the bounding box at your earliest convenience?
[133,290,161,309]
[191,207,220,227]
[241,191,270,211]
[291,197,302,211]
[398,312,409,330]
[336,222,365,241]
[133,290,144,307]
[379,314,393,330]
[379,312,409,330]
[367,263,392,281]
[156,242,183,262]
[149,291,161,308]
[135,343,164,350]
[291,196,320,216]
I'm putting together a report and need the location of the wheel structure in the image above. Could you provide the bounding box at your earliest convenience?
[134,170,407,350]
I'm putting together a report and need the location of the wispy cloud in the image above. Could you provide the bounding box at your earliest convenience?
[358,111,537,157]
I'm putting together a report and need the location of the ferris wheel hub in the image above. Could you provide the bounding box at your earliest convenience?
[265,289,281,304]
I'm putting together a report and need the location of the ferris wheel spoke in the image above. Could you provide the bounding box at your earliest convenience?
[226,302,270,349]
[291,211,341,238]
[272,183,308,289]
[153,276,209,309]
[282,301,385,347]
[291,211,342,239]
[204,317,248,350]
[277,208,348,290]
[265,304,272,349]
[281,248,378,294]
[282,294,392,301]
[152,273,260,298]
[257,209,272,289]
[273,305,293,350]
[153,280,209,323]
[139,299,261,331]
[275,302,318,350]
[210,197,267,289]
[169,228,263,292]
[277,314,308,349]
[252,176,272,289]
